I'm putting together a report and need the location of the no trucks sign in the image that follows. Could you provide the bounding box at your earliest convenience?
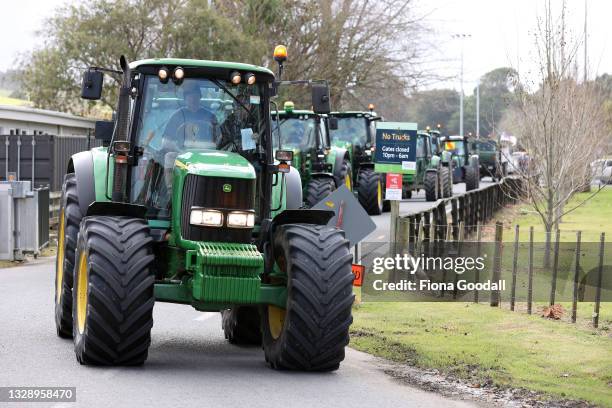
[374,122,418,175]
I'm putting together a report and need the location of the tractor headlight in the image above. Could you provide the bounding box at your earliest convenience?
[190,208,223,227]
[227,211,255,228]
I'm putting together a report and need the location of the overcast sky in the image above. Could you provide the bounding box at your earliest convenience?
[1,0,610,92]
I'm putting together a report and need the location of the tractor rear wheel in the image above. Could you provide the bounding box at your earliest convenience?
[262,224,354,371]
[55,173,83,338]
[222,306,261,345]
[357,169,383,215]
[305,177,335,207]
[465,166,479,191]
[73,216,155,365]
[424,171,439,201]
[335,160,352,191]
[441,166,452,198]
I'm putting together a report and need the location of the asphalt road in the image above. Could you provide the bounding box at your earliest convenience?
[0,260,475,408]
[365,179,494,242]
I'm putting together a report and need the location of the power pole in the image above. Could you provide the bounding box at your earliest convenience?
[584,0,588,82]
[476,81,480,139]
[452,33,471,136]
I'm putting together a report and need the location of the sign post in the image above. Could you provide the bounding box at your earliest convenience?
[374,122,418,243]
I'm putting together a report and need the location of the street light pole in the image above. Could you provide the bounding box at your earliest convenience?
[476,80,480,139]
[453,33,471,137]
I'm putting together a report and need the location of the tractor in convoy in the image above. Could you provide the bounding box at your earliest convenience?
[53,46,355,371]
[439,134,480,191]
[400,130,453,201]
[328,107,387,215]
[272,101,351,207]
[470,138,508,181]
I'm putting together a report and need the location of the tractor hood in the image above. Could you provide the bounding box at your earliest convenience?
[174,150,256,179]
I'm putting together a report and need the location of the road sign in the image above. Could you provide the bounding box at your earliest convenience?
[374,122,418,175]
[385,173,402,201]
[312,185,376,247]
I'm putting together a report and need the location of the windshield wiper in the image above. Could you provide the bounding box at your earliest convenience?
[209,78,254,121]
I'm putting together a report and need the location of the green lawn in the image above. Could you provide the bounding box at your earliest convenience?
[351,302,612,406]
[351,187,612,405]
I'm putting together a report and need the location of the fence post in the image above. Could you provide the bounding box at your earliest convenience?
[527,226,534,315]
[451,198,459,242]
[593,232,605,328]
[510,224,519,311]
[490,221,503,307]
[549,229,560,306]
[474,223,482,303]
[572,231,582,323]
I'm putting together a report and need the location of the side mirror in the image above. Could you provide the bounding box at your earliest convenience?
[311,83,331,114]
[81,70,104,100]
[328,117,338,130]
[94,120,114,147]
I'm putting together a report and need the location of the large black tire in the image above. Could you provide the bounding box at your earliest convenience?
[335,159,352,190]
[465,166,479,191]
[424,171,439,202]
[262,224,354,371]
[357,169,383,215]
[222,307,261,345]
[73,216,155,365]
[441,166,452,198]
[305,177,335,207]
[54,173,84,338]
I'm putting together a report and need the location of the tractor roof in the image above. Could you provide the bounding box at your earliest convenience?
[330,111,377,117]
[442,135,468,141]
[129,58,274,76]
[273,110,318,116]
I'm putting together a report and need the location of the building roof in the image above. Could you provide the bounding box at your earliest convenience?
[0,105,95,129]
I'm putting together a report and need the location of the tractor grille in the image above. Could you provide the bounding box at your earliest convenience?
[181,174,255,243]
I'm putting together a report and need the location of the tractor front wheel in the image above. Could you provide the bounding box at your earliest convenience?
[424,171,439,201]
[55,173,83,338]
[222,307,261,345]
[357,169,383,215]
[262,224,354,371]
[441,166,453,198]
[465,166,479,191]
[305,177,335,207]
[336,160,353,191]
[73,216,155,365]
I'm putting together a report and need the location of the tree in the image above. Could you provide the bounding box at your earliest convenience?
[19,0,431,117]
[500,0,608,265]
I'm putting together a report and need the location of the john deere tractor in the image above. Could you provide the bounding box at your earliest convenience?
[272,102,351,207]
[328,109,386,215]
[53,47,355,371]
[401,131,452,201]
[439,134,480,191]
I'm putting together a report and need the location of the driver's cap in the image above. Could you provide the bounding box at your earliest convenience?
[182,81,201,97]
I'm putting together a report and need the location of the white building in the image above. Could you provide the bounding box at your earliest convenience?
[0,105,95,136]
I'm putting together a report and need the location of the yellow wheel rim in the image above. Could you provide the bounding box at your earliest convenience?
[268,305,286,340]
[76,251,88,334]
[55,208,65,304]
[345,174,352,190]
[377,180,382,207]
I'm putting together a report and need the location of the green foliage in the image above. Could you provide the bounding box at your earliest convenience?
[20,0,426,116]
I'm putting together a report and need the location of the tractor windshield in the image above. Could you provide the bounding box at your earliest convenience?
[330,117,367,145]
[131,75,264,217]
[443,140,466,156]
[271,115,323,150]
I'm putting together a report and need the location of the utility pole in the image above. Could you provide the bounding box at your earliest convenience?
[476,81,480,139]
[584,0,588,82]
[452,33,471,136]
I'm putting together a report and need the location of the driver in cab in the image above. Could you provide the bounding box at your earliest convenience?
[162,81,217,151]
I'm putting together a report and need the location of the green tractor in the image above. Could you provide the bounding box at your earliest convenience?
[470,138,508,181]
[401,131,453,201]
[53,48,355,371]
[328,109,386,215]
[439,134,480,191]
[272,102,352,207]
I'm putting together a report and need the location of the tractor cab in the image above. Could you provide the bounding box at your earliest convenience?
[54,47,356,371]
